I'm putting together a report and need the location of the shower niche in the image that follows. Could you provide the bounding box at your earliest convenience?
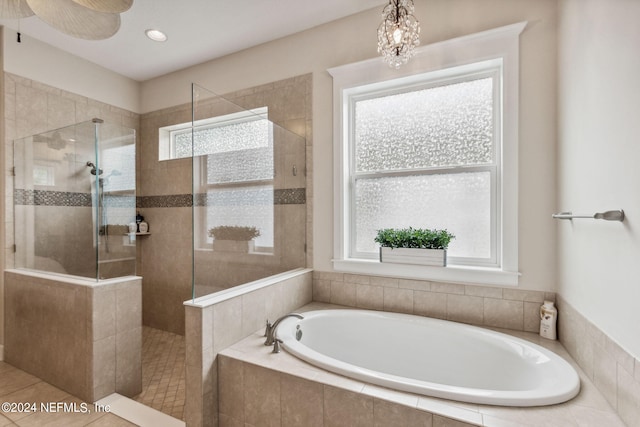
[13,118,137,279]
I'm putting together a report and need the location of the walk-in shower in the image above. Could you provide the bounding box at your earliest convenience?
[190,83,307,299]
[5,118,141,403]
[13,118,137,279]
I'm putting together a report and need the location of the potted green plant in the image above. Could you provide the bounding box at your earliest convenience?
[374,227,455,266]
[208,225,261,252]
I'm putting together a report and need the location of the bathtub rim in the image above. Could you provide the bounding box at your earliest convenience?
[277,308,581,407]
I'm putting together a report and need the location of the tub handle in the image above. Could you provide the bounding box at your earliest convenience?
[263,320,272,337]
[272,339,283,353]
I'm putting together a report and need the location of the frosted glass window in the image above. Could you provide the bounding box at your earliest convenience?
[174,118,270,159]
[165,109,276,249]
[101,144,136,192]
[355,172,491,259]
[205,146,273,184]
[348,73,499,266]
[205,185,273,248]
[354,78,493,172]
[333,25,524,279]
[33,164,55,186]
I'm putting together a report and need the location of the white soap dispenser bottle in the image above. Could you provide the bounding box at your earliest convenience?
[539,300,558,340]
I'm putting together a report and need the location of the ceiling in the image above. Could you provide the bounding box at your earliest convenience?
[0,0,386,82]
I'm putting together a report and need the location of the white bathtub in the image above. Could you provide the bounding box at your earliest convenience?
[276,309,580,406]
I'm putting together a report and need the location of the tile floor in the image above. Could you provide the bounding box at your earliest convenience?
[0,326,186,426]
[134,327,186,421]
[0,361,136,426]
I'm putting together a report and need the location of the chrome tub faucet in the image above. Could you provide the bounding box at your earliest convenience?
[264,313,304,349]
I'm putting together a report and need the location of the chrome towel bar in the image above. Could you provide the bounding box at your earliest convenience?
[552,210,625,222]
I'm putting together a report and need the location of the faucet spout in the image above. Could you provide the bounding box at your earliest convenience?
[264,313,304,346]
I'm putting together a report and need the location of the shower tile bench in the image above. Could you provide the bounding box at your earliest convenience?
[217,302,626,427]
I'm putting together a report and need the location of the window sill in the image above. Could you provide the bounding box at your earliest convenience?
[332,258,520,287]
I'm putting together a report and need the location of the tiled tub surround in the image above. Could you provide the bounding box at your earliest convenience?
[557,296,640,427]
[218,302,626,427]
[312,271,556,333]
[3,269,142,403]
[311,271,640,426]
[184,268,313,427]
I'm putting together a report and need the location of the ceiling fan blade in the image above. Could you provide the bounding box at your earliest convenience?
[0,0,34,18]
[26,0,120,40]
[71,0,133,14]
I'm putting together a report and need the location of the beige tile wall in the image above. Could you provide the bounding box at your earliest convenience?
[92,277,143,400]
[185,269,313,427]
[218,355,478,427]
[1,72,140,352]
[313,271,557,333]
[3,270,142,402]
[4,271,91,400]
[557,295,640,426]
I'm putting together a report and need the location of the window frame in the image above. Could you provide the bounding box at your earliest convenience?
[328,22,526,286]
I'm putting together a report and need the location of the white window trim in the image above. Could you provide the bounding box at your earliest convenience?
[328,22,526,286]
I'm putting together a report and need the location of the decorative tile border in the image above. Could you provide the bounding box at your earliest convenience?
[138,194,193,208]
[14,189,136,208]
[139,188,306,208]
[15,189,92,207]
[274,188,306,205]
[14,187,306,209]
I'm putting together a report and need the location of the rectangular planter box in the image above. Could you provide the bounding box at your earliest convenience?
[213,239,255,253]
[379,247,447,266]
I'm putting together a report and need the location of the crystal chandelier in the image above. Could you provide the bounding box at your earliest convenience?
[377,0,421,69]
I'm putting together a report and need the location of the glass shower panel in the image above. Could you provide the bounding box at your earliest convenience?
[13,119,136,280]
[95,121,137,279]
[191,83,306,299]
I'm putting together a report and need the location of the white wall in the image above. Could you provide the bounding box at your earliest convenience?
[142,0,558,292]
[558,0,640,358]
[2,27,140,113]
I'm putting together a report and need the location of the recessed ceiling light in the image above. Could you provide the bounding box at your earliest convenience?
[145,29,167,42]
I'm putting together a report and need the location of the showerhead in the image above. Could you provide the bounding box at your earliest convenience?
[86,161,103,175]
